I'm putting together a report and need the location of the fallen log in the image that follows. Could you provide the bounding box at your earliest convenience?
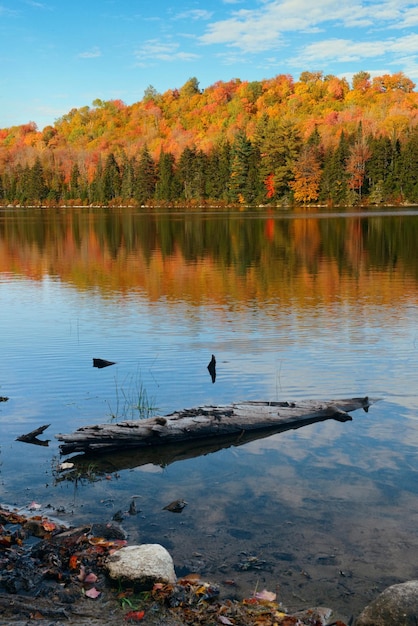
[56,396,376,455]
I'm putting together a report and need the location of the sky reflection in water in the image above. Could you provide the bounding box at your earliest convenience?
[0,208,418,619]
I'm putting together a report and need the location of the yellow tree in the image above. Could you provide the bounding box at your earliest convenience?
[290,147,322,204]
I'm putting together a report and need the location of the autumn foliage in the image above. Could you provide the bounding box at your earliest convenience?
[1,70,418,206]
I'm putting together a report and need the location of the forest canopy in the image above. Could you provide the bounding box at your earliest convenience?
[1,70,417,206]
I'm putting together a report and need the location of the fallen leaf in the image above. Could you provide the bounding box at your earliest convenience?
[84,572,98,583]
[218,616,234,625]
[89,537,127,548]
[180,573,201,582]
[28,502,42,511]
[124,610,145,621]
[42,520,56,532]
[69,555,79,571]
[254,589,277,602]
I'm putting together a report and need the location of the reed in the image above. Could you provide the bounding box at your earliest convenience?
[107,372,158,421]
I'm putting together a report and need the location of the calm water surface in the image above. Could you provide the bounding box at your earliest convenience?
[1,206,418,620]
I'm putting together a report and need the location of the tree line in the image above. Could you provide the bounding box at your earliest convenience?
[1,70,418,207]
[1,124,417,206]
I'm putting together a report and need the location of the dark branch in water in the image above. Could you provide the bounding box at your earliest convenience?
[93,358,116,369]
[207,354,216,383]
[16,424,50,447]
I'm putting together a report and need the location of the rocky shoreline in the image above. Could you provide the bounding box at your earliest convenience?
[0,505,416,626]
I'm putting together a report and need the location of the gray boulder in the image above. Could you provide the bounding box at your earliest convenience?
[356,580,418,626]
[106,543,176,586]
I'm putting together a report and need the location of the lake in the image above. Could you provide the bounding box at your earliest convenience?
[1,206,418,621]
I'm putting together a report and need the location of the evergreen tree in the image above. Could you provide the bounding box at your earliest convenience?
[319,133,350,205]
[177,146,208,201]
[103,152,121,201]
[90,158,105,205]
[47,169,65,204]
[255,117,301,201]
[385,139,402,200]
[365,135,393,202]
[16,164,31,204]
[155,151,180,202]
[27,157,47,203]
[398,129,418,202]
[120,153,135,201]
[205,142,231,202]
[135,147,156,204]
[229,130,259,204]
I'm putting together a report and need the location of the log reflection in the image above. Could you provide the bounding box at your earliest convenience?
[55,411,353,483]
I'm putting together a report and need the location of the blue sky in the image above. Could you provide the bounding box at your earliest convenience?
[1,0,418,130]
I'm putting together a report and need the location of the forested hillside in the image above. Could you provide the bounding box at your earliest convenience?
[1,70,418,206]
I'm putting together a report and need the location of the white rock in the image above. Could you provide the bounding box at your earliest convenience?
[106,544,176,586]
[356,580,418,626]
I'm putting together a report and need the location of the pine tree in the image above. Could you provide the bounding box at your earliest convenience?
[205,142,231,202]
[255,117,301,201]
[135,146,156,205]
[90,158,105,205]
[120,153,135,201]
[229,130,257,204]
[398,128,418,202]
[319,133,350,205]
[103,152,121,201]
[27,157,47,203]
[16,164,31,204]
[177,146,208,201]
[155,151,180,202]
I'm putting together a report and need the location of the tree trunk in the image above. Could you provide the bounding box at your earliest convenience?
[56,397,375,455]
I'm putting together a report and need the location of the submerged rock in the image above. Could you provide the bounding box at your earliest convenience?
[291,606,333,625]
[106,543,176,586]
[356,580,418,626]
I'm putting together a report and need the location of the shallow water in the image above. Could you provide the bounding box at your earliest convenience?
[1,206,418,620]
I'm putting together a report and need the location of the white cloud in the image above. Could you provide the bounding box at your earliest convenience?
[394,6,418,28]
[78,47,102,59]
[25,1,48,8]
[199,0,418,54]
[134,39,199,65]
[174,9,212,21]
[293,33,418,66]
[0,5,19,16]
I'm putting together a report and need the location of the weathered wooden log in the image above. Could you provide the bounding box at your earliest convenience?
[56,396,376,455]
